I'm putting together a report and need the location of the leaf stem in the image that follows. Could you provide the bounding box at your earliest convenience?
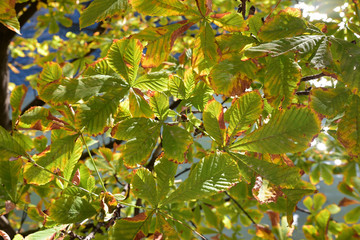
[225,191,256,225]
[25,154,98,197]
[80,133,107,193]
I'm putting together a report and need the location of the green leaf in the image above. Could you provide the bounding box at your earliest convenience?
[130,0,192,16]
[217,33,256,57]
[229,152,302,188]
[344,206,360,224]
[189,81,213,111]
[149,92,169,121]
[209,57,256,96]
[109,212,152,240]
[0,160,22,201]
[203,99,225,145]
[169,75,186,99]
[210,12,247,32]
[39,74,128,104]
[80,0,128,28]
[107,38,143,84]
[48,196,96,224]
[129,89,154,118]
[330,38,360,94]
[230,106,320,154]
[154,157,177,200]
[0,17,21,35]
[195,0,212,16]
[133,72,169,92]
[10,84,27,129]
[24,225,68,240]
[192,21,218,75]
[18,107,67,131]
[163,151,239,204]
[111,118,160,167]
[132,168,158,206]
[0,125,27,160]
[224,91,263,143]
[258,8,307,41]
[133,21,194,68]
[310,87,350,118]
[38,62,62,87]
[162,125,193,163]
[264,55,301,108]
[155,215,180,239]
[337,95,360,156]
[76,91,126,135]
[24,135,81,185]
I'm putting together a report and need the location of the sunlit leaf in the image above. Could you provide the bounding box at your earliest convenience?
[133,72,169,92]
[210,12,247,32]
[10,84,27,129]
[154,157,177,200]
[80,0,128,29]
[130,0,193,16]
[129,89,154,118]
[203,99,225,145]
[0,126,27,160]
[231,106,320,154]
[133,21,194,68]
[149,92,169,121]
[163,151,239,204]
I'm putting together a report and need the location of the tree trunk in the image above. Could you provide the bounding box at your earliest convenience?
[0,25,12,130]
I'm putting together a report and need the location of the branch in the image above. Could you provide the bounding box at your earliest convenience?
[300,72,326,82]
[224,191,256,225]
[175,167,191,178]
[0,216,16,239]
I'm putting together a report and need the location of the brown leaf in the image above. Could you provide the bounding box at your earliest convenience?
[266,210,280,227]
[71,169,81,186]
[5,201,15,214]
[338,197,360,207]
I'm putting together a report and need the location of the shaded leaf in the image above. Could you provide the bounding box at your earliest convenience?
[310,87,350,118]
[0,160,22,201]
[230,106,320,154]
[132,168,158,206]
[154,157,177,200]
[48,196,96,224]
[129,89,154,118]
[24,225,68,240]
[111,118,160,167]
[209,57,256,96]
[337,95,360,156]
[0,126,27,160]
[195,0,212,17]
[162,125,193,163]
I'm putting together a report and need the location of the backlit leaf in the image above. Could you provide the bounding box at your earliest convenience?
[210,12,247,32]
[203,99,225,145]
[149,92,169,121]
[163,151,239,204]
[38,62,62,87]
[154,157,177,200]
[192,21,218,75]
[10,84,27,129]
[133,21,194,68]
[80,0,128,29]
[130,0,192,16]
[0,159,22,201]
[133,72,169,92]
[0,126,27,160]
[230,106,320,154]
[107,39,143,84]
[129,89,154,118]
[264,55,301,108]
[195,0,212,17]
[225,91,263,143]
[258,8,307,42]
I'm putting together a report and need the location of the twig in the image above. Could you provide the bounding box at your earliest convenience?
[145,143,163,171]
[175,167,191,178]
[300,73,326,82]
[296,206,311,214]
[225,191,256,225]
[134,198,142,217]
[18,204,28,234]
[159,210,208,240]
[84,222,104,240]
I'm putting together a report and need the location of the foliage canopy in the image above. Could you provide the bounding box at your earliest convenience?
[1,0,360,239]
